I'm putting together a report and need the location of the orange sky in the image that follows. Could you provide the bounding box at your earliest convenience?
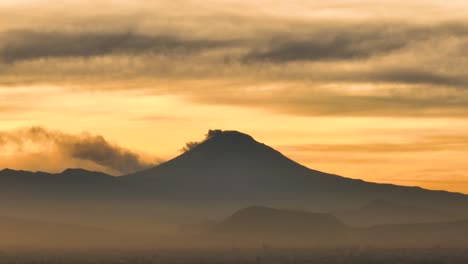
[1,1,468,193]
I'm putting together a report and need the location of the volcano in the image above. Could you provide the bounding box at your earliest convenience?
[122,130,468,215]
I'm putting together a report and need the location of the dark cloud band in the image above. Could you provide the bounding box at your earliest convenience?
[2,16,468,118]
[0,30,232,63]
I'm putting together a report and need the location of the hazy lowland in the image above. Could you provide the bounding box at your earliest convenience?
[1,130,468,262]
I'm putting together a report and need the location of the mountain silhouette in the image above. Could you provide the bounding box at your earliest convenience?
[200,206,347,246]
[0,168,143,231]
[2,130,468,230]
[0,168,115,184]
[204,206,468,247]
[212,206,345,235]
[122,130,468,217]
[0,168,123,200]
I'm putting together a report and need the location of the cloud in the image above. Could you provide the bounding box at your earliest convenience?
[65,133,152,174]
[0,30,233,63]
[280,134,468,153]
[364,67,468,87]
[0,105,22,113]
[190,82,468,117]
[240,22,468,64]
[2,3,468,118]
[244,28,408,63]
[0,127,155,174]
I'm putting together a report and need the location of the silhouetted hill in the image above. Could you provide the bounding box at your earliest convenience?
[195,206,348,246]
[0,168,124,200]
[212,206,345,235]
[0,168,148,232]
[0,167,115,184]
[201,206,468,247]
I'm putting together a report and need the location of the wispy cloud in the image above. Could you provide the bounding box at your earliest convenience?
[0,127,156,174]
[1,1,468,119]
[0,30,233,63]
[281,134,468,153]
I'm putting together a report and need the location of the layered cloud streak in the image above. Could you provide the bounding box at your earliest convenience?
[1,0,468,119]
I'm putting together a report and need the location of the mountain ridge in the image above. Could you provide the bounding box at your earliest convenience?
[1,130,466,196]
[120,130,468,213]
[1,129,468,228]
[123,130,468,196]
[204,206,468,247]
[0,167,114,178]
